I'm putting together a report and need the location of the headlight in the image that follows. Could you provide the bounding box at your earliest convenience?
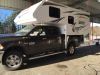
[0,44,4,50]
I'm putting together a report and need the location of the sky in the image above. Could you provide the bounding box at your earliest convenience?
[0,8,14,22]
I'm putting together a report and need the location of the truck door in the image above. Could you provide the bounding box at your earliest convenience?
[45,26,62,51]
[28,26,50,54]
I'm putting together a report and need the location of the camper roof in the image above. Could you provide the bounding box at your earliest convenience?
[14,0,89,25]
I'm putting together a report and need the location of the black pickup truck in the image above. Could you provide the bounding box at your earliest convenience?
[0,24,83,70]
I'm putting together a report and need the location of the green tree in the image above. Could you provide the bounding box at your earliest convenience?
[0,22,3,33]
[4,11,20,33]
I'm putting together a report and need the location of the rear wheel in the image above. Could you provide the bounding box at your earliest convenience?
[67,44,75,55]
[2,51,23,70]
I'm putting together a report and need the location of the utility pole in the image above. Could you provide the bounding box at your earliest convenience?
[91,16,94,41]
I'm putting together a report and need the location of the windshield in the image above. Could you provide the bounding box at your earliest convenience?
[15,25,34,36]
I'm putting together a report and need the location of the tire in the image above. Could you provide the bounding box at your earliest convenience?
[67,44,75,55]
[2,51,23,71]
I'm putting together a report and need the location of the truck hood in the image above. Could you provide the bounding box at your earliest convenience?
[0,34,25,43]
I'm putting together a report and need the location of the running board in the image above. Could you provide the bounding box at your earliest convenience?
[29,51,65,60]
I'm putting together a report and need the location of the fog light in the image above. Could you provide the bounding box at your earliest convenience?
[0,44,4,50]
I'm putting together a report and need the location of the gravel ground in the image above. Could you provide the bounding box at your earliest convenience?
[0,45,100,75]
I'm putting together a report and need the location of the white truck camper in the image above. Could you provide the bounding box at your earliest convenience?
[0,0,91,71]
[14,0,90,49]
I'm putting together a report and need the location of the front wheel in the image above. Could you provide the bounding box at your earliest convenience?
[2,51,23,71]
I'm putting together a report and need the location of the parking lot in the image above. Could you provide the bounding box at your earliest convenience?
[0,45,100,75]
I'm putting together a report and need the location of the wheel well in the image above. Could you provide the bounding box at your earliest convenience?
[68,35,84,47]
[5,46,24,53]
[68,36,76,46]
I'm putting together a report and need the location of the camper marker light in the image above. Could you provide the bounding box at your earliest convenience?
[45,0,48,1]
[43,0,48,1]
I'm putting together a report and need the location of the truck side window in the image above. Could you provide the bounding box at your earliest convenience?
[39,31,46,36]
[45,26,60,36]
[30,27,45,36]
[49,6,60,18]
[68,16,74,24]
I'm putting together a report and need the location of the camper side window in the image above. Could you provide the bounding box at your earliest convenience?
[68,16,74,24]
[49,6,60,18]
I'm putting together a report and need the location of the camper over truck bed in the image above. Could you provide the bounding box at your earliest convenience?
[14,0,90,36]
